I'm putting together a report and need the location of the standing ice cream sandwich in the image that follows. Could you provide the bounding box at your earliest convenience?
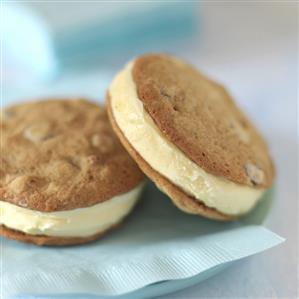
[0,99,144,245]
[107,54,274,221]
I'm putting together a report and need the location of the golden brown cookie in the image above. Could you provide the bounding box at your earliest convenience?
[107,54,275,220]
[0,99,144,245]
[107,103,232,221]
[0,223,121,246]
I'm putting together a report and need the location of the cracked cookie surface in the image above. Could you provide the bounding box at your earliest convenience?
[0,99,144,212]
[132,54,274,188]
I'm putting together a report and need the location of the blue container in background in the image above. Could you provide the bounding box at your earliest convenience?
[3,2,199,82]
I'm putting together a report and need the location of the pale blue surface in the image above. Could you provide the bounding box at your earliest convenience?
[18,263,230,299]
[3,183,283,298]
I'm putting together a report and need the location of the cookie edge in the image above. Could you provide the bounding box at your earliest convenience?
[1,99,145,212]
[132,54,275,188]
[107,94,235,221]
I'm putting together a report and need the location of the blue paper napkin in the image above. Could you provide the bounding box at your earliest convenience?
[2,183,284,298]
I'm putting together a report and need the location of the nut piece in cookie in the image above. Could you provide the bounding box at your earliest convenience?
[0,99,144,246]
[107,54,275,220]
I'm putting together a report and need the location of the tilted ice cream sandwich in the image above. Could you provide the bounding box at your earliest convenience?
[107,54,275,221]
[0,99,144,245]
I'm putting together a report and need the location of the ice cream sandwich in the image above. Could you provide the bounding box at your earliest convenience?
[0,99,144,245]
[107,54,274,220]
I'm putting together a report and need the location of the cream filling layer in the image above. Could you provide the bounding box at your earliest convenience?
[109,62,264,216]
[0,184,143,237]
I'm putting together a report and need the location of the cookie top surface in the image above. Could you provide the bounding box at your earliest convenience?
[132,54,274,188]
[0,99,144,212]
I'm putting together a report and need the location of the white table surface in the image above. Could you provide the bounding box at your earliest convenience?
[3,2,298,299]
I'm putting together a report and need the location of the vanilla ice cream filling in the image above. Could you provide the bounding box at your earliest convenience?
[109,62,264,216]
[0,184,143,237]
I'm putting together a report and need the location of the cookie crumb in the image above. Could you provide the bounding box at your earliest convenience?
[245,163,264,185]
[24,123,53,142]
[18,199,28,208]
[9,176,38,193]
[91,134,114,153]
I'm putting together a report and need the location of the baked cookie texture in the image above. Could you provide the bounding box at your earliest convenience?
[107,54,275,220]
[132,54,274,188]
[107,102,232,221]
[1,99,143,211]
[0,99,144,245]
